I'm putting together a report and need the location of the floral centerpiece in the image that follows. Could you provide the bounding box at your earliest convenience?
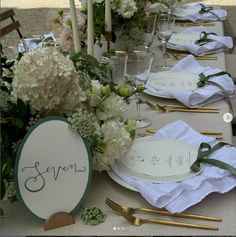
[46,0,179,52]
[0,44,142,215]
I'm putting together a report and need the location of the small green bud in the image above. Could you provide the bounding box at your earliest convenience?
[117,84,132,97]
[102,85,111,96]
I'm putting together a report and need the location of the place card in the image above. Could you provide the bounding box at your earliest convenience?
[116,138,203,183]
[169,32,201,46]
[148,71,199,91]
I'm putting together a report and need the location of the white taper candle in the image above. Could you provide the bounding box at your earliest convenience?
[87,0,94,56]
[69,0,81,52]
[105,0,112,32]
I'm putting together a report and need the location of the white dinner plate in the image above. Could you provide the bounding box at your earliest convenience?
[174,7,199,20]
[112,138,204,184]
[143,89,174,99]
[107,168,138,192]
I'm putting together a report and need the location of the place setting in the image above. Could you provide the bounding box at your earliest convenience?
[174,2,227,23]
[167,26,233,57]
[106,119,236,229]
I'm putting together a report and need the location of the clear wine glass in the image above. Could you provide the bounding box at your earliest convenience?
[140,14,157,53]
[155,13,175,71]
[167,0,179,14]
[126,51,154,128]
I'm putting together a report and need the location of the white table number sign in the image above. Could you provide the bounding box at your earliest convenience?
[14,117,92,220]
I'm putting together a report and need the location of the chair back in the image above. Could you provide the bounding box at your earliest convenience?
[0,9,22,38]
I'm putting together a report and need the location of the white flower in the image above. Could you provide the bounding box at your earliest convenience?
[58,27,74,52]
[117,0,137,18]
[0,90,10,111]
[111,0,121,10]
[11,47,82,114]
[145,1,168,13]
[94,120,132,171]
[99,56,115,72]
[96,93,127,120]
[91,80,102,96]
[62,9,86,29]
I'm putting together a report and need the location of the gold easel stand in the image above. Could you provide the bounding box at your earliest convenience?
[44,212,75,231]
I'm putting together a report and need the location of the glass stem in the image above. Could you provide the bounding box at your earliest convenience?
[136,94,142,121]
[161,40,167,70]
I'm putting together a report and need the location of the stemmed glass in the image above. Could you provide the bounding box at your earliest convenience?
[167,0,179,14]
[126,51,154,128]
[140,14,157,53]
[155,13,175,71]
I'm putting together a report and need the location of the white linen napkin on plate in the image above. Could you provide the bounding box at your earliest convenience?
[168,26,233,55]
[175,3,227,22]
[111,120,236,213]
[145,55,235,107]
[18,32,56,52]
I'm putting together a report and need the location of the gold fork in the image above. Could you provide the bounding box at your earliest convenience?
[168,53,218,61]
[120,209,218,230]
[146,101,219,113]
[146,128,223,136]
[138,132,223,140]
[106,198,221,222]
[176,22,215,27]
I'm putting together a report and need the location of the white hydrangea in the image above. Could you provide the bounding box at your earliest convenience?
[94,120,132,171]
[145,1,168,14]
[96,93,127,120]
[11,47,82,114]
[117,0,137,18]
[0,90,10,111]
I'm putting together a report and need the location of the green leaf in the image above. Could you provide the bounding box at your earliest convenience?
[1,163,8,176]
[0,180,5,200]
[17,99,27,118]
[0,207,4,219]
[13,118,24,129]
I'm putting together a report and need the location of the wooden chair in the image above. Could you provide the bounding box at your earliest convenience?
[0,9,28,50]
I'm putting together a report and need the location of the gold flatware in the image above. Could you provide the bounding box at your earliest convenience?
[138,132,223,140]
[106,198,222,222]
[146,128,222,136]
[146,101,219,113]
[120,210,218,230]
[167,53,218,61]
[176,22,215,27]
[156,103,219,111]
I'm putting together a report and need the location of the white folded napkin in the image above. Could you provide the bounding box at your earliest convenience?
[145,55,235,107]
[18,32,56,52]
[175,2,227,22]
[111,120,236,213]
[168,26,233,55]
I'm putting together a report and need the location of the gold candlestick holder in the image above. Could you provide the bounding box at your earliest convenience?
[105,31,112,52]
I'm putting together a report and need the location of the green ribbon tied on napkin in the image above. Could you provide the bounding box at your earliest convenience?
[197,71,233,112]
[195,31,217,46]
[199,3,221,21]
[191,142,236,176]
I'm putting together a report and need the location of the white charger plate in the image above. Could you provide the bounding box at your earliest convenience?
[107,168,138,192]
[108,138,204,190]
[145,71,199,99]
[174,7,199,20]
